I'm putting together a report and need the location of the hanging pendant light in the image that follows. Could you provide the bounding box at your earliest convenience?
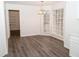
[38,1,46,15]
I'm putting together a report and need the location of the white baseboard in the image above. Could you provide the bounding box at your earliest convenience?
[40,33,63,41]
[49,33,63,41]
[20,33,63,41]
[64,43,70,49]
[20,34,40,37]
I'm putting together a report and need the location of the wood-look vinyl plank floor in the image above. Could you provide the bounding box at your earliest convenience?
[5,35,69,57]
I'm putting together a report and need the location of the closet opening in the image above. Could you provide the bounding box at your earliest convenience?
[8,10,20,37]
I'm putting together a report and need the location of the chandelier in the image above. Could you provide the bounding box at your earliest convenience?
[38,1,46,15]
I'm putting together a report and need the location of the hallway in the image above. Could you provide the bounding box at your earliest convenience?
[5,35,69,57]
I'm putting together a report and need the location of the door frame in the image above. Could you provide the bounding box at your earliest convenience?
[8,10,21,37]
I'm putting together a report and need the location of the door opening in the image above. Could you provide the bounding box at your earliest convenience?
[8,10,20,37]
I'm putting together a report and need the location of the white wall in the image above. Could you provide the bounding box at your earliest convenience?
[64,2,79,56]
[52,2,65,10]
[64,2,72,48]
[0,2,8,57]
[5,3,41,38]
[64,2,79,48]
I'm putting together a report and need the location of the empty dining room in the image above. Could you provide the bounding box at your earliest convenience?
[0,1,79,57]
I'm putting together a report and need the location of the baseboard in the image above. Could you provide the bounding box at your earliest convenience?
[49,33,63,41]
[64,43,70,49]
[20,33,63,41]
[20,34,40,37]
[40,33,51,36]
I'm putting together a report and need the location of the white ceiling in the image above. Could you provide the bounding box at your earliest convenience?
[5,1,64,6]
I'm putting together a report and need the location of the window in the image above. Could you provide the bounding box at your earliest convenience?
[53,9,64,36]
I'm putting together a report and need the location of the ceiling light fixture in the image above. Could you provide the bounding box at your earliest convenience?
[38,1,46,15]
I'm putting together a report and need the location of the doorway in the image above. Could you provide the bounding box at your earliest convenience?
[9,10,20,36]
